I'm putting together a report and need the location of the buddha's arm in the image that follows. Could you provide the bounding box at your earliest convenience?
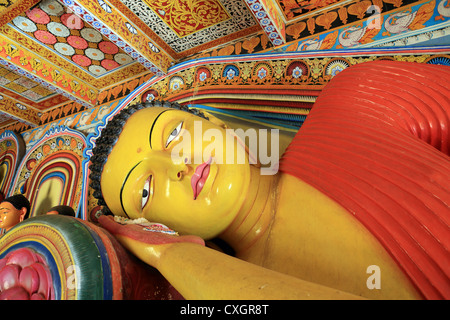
[98,216,362,300]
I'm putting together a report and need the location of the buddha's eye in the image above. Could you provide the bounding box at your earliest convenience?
[165,122,183,148]
[142,175,152,209]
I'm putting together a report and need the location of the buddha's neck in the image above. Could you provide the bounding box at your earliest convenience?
[219,165,280,254]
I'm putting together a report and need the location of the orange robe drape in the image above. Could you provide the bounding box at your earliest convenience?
[280,60,450,299]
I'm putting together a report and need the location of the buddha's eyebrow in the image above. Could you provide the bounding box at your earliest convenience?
[149,109,172,149]
[120,161,142,219]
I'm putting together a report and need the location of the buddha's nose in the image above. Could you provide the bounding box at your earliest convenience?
[168,156,190,181]
[148,152,190,181]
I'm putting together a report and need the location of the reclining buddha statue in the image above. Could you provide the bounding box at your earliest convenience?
[90,60,449,300]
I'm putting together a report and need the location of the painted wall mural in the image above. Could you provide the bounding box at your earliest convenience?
[0,130,26,198]
[141,47,450,104]
[8,126,89,219]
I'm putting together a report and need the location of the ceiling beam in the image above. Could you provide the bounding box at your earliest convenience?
[243,0,286,46]
[0,33,99,107]
[0,94,40,126]
[63,0,174,75]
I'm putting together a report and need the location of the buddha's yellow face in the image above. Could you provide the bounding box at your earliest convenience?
[100,107,251,239]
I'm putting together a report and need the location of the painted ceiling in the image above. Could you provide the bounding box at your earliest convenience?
[0,0,449,130]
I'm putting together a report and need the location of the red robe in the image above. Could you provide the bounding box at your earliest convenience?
[279,60,450,299]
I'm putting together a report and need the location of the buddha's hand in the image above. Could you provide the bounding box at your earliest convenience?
[98,215,205,268]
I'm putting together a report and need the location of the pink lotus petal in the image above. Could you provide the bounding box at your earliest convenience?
[19,266,40,295]
[0,264,21,291]
[30,262,51,300]
[6,248,38,268]
[30,292,45,300]
[0,258,6,270]
[36,254,46,264]
[0,286,30,300]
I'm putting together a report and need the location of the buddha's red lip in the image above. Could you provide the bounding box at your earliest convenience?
[191,157,212,200]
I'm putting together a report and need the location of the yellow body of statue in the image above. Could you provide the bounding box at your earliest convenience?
[99,106,421,299]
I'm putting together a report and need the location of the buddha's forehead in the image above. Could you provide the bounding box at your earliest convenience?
[99,106,197,217]
[123,106,196,132]
[125,106,168,126]
[0,202,16,211]
[101,106,188,184]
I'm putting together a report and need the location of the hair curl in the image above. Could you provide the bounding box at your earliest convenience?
[89,100,208,214]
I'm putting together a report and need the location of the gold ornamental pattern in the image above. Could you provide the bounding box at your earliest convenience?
[143,0,230,37]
